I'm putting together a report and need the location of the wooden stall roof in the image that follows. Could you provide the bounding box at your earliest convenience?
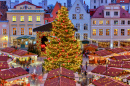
[111,55,130,61]
[0,62,9,70]
[0,67,28,80]
[93,77,128,86]
[1,47,16,53]
[94,50,112,56]
[122,46,130,51]
[44,76,76,86]
[47,67,74,79]
[0,56,8,62]
[84,44,98,49]
[108,48,125,53]
[91,65,126,77]
[12,50,36,56]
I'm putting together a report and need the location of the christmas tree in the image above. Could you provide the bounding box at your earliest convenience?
[43,6,82,72]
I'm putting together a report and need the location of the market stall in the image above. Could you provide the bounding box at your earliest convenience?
[122,46,130,55]
[0,67,30,86]
[0,62,9,70]
[84,44,98,54]
[88,50,113,64]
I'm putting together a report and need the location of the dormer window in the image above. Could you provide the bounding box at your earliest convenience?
[99,13,102,15]
[77,4,79,6]
[123,13,125,15]
[75,7,80,13]
[114,12,118,16]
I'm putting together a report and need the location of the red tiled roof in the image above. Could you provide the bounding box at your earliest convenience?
[0,62,9,70]
[12,50,27,56]
[47,67,74,79]
[44,76,76,86]
[44,14,51,18]
[92,5,130,18]
[91,65,107,74]
[0,56,8,62]
[116,0,129,3]
[122,46,130,51]
[14,1,42,8]
[108,60,122,68]
[85,44,98,49]
[0,67,28,80]
[109,48,125,53]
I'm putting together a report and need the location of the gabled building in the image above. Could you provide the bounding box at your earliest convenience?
[7,1,44,48]
[44,2,61,24]
[91,4,130,49]
[0,1,9,48]
[69,0,90,49]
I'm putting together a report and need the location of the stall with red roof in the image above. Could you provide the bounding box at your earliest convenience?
[0,67,30,86]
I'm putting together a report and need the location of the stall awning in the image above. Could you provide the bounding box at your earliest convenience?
[16,35,35,39]
[82,40,89,44]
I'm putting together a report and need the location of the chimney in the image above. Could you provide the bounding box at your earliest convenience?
[84,1,85,4]
[64,3,66,7]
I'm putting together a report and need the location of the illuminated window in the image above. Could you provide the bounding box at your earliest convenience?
[127,29,130,36]
[20,16,24,21]
[72,14,76,19]
[3,29,7,35]
[84,24,88,30]
[13,28,16,35]
[106,29,110,36]
[93,20,96,25]
[29,28,32,35]
[21,28,24,35]
[99,29,103,36]
[99,20,103,25]
[76,33,80,39]
[106,20,110,25]
[3,42,7,48]
[121,29,125,36]
[12,16,16,22]
[84,33,88,39]
[28,16,32,22]
[76,23,80,30]
[114,29,118,36]
[36,16,40,21]
[93,29,96,36]
[122,6,125,9]
[79,14,83,19]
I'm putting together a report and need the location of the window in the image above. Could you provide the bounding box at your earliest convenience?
[3,29,6,35]
[94,0,96,3]
[114,20,118,25]
[127,29,130,36]
[75,7,80,13]
[114,12,118,16]
[29,28,32,35]
[106,0,107,3]
[93,29,96,35]
[12,16,16,22]
[76,33,80,39]
[13,28,16,35]
[36,16,40,21]
[121,20,125,25]
[28,16,32,22]
[106,29,110,36]
[94,6,96,9]
[122,6,125,9]
[84,24,88,30]
[79,14,83,19]
[128,21,130,25]
[114,29,118,36]
[106,20,110,25]
[84,33,88,39]
[106,12,110,16]
[93,20,96,24]
[101,0,103,3]
[121,29,125,36]
[72,14,76,19]
[20,16,24,21]
[21,28,24,35]
[99,29,103,36]
[99,20,103,25]
[45,20,48,24]
[76,23,80,30]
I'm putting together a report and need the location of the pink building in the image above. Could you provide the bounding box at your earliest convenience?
[91,4,130,49]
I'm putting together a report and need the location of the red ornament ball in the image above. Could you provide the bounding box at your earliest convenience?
[41,44,45,48]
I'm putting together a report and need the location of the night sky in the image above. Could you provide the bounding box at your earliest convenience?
[11,0,90,6]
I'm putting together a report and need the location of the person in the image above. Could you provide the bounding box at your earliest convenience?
[84,71,87,76]
[33,68,36,74]
[86,62,88,70]
[26,67,29,73]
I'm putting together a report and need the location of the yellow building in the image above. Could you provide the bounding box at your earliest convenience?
[7,1,44,48]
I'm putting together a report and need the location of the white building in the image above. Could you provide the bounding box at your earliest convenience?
[91,4,130,49]
[90,0,116,9]
[69,0,90,49]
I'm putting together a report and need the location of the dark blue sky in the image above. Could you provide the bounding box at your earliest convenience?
[11,0,90,6]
